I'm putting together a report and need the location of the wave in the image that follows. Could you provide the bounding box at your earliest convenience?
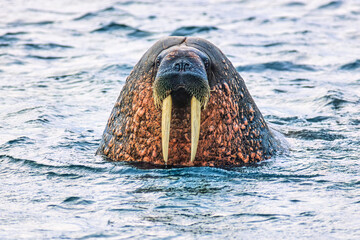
[306,116,333,123]
[8,20,54,27]
[171,26,218,36]
[0,32,27,42]
[98,64,133,73]
[92,22,139,32]
[231,42,285,48]
[62,196,95,205]
[45,171,82,179]
[27,55,64,60]
[0,137,34,151]
[339,59,360,70]
[3,136,34,145]
[284,2,306,7]
[0,154,106,173]
[285,129,345,141]
[74,7,131,21]
[236,61,315,72]
[318,1,343,10]
[24,43,73,50]
[316,89,355,110]
[91,22,152,37]
[75,7,116,20]
[48,71,87,81]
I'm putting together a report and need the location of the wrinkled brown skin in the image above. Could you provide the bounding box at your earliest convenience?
[96,36,281,167]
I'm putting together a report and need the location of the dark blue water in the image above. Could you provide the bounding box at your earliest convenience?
[1,0,360,239]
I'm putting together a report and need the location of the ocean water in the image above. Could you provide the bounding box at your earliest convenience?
[1,0,359,239]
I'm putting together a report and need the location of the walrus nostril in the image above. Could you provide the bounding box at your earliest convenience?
[184,63,190,72]
[174,62,181,71]
[173,60,191,72]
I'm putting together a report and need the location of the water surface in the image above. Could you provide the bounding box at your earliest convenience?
[1,0,360,239]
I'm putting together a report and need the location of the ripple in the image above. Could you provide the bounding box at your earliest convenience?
[94,22,131,32]
[299,211,316,217]
[128,165,320,181]
[143,216,173,223]
[264,42,285,47]
[77,233,117,239]
[27,55,65,60]
[171,26,218,36]
[3,136,33,146]
[24,43,73,50]
[25,117,50,124]
[8,20,54,27]
[0,154,106,173]
[0,32,27,42]
[133,185,227,194]
[244,16,256,21]
[231,42,285,48]
[74,6,131,21]
[62,196,95,205]
[98,64,133,73]
[75,7,117,20]
[91,22,152,37]
[267,115,304,125]
[27,8,75,16]
[231,213,290,220]
[318,1,343,10]
[306,116,333,123]
[48,71,87,81]
[46,171,82,179]
[290,78,310,82]
[349,119,360,125]
[109,207,142,212]
[236,61,315,72]
[1,137,34,151]
[316,90,355,110]
[285,2,306,7]
[339,59,360,70]
[74,12,98,21]
[286,129,345,141]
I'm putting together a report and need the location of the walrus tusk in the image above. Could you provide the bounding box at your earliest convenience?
[191,96,201,163]
[162,95,172,164]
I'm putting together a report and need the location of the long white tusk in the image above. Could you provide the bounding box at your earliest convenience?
[161,95,172,164]
[191,96,201,163]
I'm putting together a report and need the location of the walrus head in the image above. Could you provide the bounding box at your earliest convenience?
[152,46,211,163]
[97,36,280,167]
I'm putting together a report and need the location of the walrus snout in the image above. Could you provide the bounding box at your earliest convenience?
[153,47,210,108]
[153,72,209,108]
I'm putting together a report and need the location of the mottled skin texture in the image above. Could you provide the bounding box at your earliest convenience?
[97,37,280,167]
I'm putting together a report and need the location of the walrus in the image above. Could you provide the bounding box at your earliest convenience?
[96,36,281,167]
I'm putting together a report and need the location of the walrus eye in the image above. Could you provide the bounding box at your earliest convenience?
[204,59,210,70]
[156,58,161,68]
